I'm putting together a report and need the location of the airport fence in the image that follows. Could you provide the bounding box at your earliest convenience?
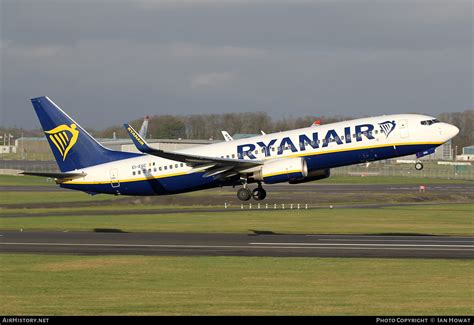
[0,160,58,173]
[331,161,474,180]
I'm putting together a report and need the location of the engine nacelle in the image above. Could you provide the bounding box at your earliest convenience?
[253,158,308,184]
[288,168,330,184]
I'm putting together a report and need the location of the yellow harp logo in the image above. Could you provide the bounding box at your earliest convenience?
[45,124,79,160]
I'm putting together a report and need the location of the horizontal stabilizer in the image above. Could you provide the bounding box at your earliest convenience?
[20,171,87,182]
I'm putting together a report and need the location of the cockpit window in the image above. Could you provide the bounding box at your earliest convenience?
[420,119,440,126]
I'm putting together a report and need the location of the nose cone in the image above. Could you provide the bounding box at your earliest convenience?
[444,123,459,140]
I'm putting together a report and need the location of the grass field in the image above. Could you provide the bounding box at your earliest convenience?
[2,204,473,236]
[0,191,124,205]
[0,254,472,315]
[1,174,473,316]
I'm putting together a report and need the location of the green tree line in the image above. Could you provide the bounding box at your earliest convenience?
[96,110,474,154]
[2,110,473,155]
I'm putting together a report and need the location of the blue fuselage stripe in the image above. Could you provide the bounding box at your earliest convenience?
[61,143,438,195]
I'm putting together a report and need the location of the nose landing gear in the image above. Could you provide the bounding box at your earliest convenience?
[415,161,424,171]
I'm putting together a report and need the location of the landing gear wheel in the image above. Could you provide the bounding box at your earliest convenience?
[252,188,267,201]
[415,162,424,171]
[237,187,252,201]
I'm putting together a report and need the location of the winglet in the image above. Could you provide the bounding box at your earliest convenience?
[123,123,154,153]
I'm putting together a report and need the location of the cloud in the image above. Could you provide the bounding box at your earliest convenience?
[1,0,471,129]
[191,72,236,89]
[171,43,266,59]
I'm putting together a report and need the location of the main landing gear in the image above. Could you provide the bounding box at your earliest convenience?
[237,183,267,201]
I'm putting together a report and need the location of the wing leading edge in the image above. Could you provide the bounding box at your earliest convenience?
[123,124,262,177]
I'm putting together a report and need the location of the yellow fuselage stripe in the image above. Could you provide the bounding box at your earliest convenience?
[63,141,442,185]
[64,171,188,185]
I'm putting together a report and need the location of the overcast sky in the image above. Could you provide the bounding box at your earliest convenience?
[0,0,472,129]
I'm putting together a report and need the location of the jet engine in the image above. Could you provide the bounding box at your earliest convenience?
[253,158,330,184]
[288,168,330,184]
[253,158,308,184]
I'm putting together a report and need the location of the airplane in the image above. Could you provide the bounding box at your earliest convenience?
[221,131,234,142]
[138,115,149,139]
[23,96,459,201]
[222,130,266,142]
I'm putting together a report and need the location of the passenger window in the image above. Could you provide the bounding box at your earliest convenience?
[159,167,162,171]
[138,170,141,174]
[180,163,184,167]
[133,171,136,176]
[232,154,235,158]
[169,165,173,169]
[154,168,157,172]
[175,164,178,168]
[164,166,167,170]
[148,169,151,173]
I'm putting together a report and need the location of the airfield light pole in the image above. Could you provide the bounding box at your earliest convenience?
[21,132,24,160]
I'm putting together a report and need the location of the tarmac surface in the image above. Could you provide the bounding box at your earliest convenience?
[1,231,472,259]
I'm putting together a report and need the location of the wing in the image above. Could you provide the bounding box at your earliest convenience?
[124,124,262,177]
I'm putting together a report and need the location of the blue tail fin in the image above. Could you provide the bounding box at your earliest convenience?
[31,96,141,172]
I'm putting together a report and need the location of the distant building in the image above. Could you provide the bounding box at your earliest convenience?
[232,133,260,140]
[0,145,16,154]
[12,137,218,160]
[456,145,474,161]
[114,138,218,153]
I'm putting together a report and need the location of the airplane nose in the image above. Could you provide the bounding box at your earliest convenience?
[444,123,459,139]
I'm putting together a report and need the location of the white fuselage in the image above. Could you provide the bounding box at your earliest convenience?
[61,113,458,195]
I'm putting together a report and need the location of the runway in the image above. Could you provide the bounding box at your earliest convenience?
[1,231,472,259]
